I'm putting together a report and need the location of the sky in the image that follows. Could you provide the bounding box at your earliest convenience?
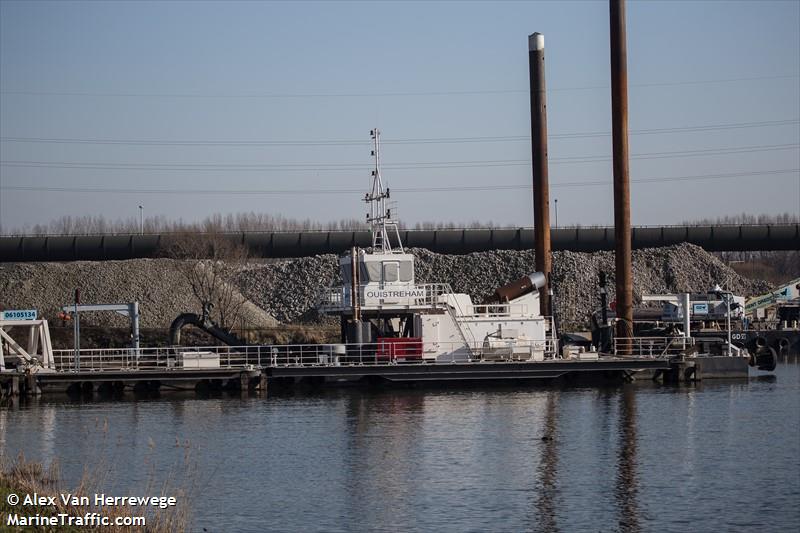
[1,0,799,234]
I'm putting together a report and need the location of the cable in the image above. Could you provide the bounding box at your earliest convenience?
[2,74,797,98]
[2,119,797,146]
[1,169,796,195]
[1,143,797,171]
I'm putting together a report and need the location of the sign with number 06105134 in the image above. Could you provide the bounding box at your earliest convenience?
[0,309,38,320]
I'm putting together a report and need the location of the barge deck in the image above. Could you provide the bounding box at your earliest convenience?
[2,340,752,397]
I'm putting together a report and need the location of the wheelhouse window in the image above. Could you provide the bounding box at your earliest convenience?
[382,262,400,283]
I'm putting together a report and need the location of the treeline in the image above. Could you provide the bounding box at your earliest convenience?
[8,213,514,236]
[681,213,799,225]
[12,213,366,236]
[8,212,798,237]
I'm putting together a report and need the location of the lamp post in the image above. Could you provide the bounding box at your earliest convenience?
[554,198,558,228]
[138,205,143,235]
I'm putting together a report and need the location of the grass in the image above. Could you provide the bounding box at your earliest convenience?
[1,443,192,532]
[0,487,86,532]
[1,455,84,532]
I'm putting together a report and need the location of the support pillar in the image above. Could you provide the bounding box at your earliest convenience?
[528,32,552,316]
[610,0,633,347]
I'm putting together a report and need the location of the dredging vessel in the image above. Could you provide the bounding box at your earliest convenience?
[0,130,777,396]
[318,129,559,365]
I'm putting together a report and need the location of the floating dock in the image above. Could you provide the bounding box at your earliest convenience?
[266,358,671,383]
[1,340,757,398]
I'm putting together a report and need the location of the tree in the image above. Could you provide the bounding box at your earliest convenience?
[164,232,249,330]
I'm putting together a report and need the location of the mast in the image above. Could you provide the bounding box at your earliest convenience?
[365,128,404,254]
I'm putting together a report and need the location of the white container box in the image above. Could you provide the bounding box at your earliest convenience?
[179,351,220,369]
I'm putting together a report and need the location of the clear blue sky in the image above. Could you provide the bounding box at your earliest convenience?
[1,0,798,233]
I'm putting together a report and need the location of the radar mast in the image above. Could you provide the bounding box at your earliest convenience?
[365,128,404,254]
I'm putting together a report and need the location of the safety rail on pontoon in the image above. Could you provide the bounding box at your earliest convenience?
[613,336,696,359]
[50,339,562,372]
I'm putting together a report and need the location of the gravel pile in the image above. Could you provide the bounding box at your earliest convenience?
[234,243,770,327]
[553,245,770,326]
[413,243,769,327]
[235,255,340,323]
[1,244,770,329]
[0,259,277,329]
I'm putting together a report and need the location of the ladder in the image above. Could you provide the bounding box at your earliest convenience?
[438,285,477,360]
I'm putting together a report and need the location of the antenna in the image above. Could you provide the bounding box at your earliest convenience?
[365,129,404,254]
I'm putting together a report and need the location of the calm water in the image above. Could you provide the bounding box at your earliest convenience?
[2,362,798,533]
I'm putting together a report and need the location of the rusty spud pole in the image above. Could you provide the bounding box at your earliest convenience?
[529,32,552,316]
[610,0,633,346]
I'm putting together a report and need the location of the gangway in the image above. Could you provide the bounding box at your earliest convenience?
[0,319,55,372]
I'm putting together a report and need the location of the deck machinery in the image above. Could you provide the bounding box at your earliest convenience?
[319,129,557,364]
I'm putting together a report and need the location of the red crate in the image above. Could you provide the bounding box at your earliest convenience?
[377,337,423,362]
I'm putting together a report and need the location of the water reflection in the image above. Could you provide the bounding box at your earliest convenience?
[343,390,426,530]
[533,390,560,533]
[615,386,640,533]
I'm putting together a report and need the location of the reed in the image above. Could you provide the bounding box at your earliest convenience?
[1,425,194,532]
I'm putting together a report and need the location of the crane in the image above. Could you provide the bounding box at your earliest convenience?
[745,278,800,316]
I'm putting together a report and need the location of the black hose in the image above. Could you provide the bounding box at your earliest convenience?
[169,313,246,347]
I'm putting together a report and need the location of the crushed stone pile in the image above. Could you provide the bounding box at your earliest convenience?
[1,244,770,329]
[235,255,339,323]
[234,243,770,327]
[0,259,277,329]
[413,244,770,327]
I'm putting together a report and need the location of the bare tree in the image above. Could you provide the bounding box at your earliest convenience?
[164,232,250,330]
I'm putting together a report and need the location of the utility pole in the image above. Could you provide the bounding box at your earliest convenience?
[138,205,144,235]
[529,32,552,316]
[610,0,633,347]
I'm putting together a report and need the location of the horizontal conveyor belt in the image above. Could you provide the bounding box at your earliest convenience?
[2,224,797,262]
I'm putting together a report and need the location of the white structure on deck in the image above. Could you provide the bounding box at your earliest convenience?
[60,302,141,351]
[0,319,55,372]
[319,129,557,362]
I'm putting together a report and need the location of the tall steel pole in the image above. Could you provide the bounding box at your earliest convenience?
[610,0,633,345]
[529,32,552,316]
[554,198,558,228]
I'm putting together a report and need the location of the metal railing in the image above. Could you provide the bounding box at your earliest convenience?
[613,336,695,359]
[51,338,562,373]
[51,345,265,372]
[470,303,530,316]
[318,283,452,310]
[319,283,535,319]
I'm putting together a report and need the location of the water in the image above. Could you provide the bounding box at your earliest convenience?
[2,362,799,532]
